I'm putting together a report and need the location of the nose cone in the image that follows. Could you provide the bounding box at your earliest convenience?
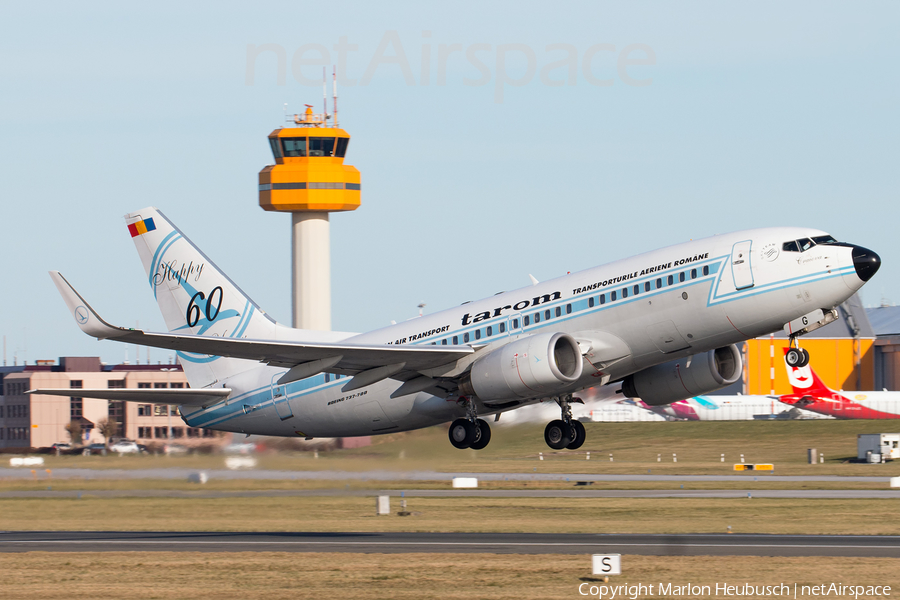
[852,245,881,282]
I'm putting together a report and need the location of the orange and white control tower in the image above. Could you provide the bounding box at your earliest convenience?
[259,79,360,330]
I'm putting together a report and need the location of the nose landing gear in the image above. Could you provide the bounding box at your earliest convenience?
[785,340,810,368]
[448,396,492,450]
[544,395,586,450]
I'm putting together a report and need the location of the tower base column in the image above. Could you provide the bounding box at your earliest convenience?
[292,212,331,330]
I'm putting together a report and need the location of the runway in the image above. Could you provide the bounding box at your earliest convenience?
[1,488,898,499]
[0,468,892,483]
[2,531,899,556]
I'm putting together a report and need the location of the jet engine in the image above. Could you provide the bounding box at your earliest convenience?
[621,344,742,406]
[459,332,584,401]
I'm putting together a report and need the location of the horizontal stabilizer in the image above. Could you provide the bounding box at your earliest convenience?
[28,387,232,407]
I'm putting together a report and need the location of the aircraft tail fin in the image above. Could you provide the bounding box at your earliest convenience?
[125,207,279,386]
[783,348,832,396]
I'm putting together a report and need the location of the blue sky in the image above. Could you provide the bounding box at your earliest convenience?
[1,1,898,366]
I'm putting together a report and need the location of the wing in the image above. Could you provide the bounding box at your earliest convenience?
[28,388,231,407]
[51,271,474,387]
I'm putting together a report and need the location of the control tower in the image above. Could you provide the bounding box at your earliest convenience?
[259,100,360,330]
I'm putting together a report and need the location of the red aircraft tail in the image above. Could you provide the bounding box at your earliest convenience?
[783,348,832,396]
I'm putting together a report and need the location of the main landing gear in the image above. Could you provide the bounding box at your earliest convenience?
[785,339,810,368]
[448,397,492,450]
[544,394,586,450]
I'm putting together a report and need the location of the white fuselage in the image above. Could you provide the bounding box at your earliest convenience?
[177,227,868,437]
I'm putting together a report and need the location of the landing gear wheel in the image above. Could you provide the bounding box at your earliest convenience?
[449,418,477,449]
[469,418,492,450]
[544,419,572,450]
[785,347,805,367]
[797,348,810,367]
[566,420,586,450]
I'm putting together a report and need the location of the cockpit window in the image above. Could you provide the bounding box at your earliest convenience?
[783,237,821,253]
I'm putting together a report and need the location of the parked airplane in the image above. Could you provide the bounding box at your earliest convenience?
[779,351,900,419]
[630,395,831,421]
[35,208,880,450]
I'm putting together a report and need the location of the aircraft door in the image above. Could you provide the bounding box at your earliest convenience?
[730,240,754,290]
[508,314,523,336]
[270,374,294,421]
[833,393,843,413]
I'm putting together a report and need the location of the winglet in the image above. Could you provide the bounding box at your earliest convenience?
[49,271,130,340]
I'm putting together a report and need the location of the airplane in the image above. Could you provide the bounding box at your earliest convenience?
[779,351,900,419]
[33,207,880,450]
[628,395,832,421]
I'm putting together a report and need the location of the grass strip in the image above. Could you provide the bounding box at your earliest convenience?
[1,552,898,600]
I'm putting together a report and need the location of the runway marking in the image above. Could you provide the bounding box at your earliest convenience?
[5,540,900,549]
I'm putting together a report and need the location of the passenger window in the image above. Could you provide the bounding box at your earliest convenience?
[486,326,493,337]
[633,284,639,295]
[589,297,595,308]
[656,278,662,289]
[464,332,470,343]
[644,282,650,292]
[534,312,541,323]
[691,268,697,279]
[524,315,530,326]
[600,294,606,305]
[453,335,458,345]
[622,288,628,299]
[325,373,330,383]
[667,275,674,286]
[441,339,447,345]
[545,309,551,320]
[499,322,506,333]
[566,304,571,314]
[475,329,481,340]
[611,291,617,301]
[555,307,561,318]
[782,241,800,252]
[679,272,685,282]
[703,265,709,276]
[512,318,519,329]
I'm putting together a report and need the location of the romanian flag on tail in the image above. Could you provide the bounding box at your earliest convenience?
[128,218,156,237]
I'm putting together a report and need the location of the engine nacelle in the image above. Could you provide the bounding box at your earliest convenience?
[460,332,584,401]
[621,344,742,406]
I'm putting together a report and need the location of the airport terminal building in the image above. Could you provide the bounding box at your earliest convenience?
[0,357,218,450]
